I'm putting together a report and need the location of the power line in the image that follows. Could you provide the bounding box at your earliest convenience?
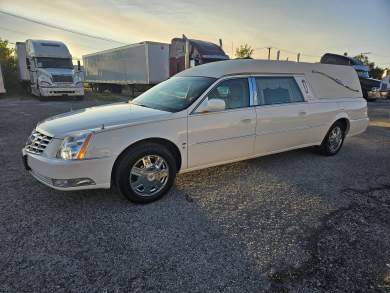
[253,46,321,59]
[0,26,108,53]
[0,10,126,45]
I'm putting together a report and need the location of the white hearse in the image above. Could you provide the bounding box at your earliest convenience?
[22,60,368,203]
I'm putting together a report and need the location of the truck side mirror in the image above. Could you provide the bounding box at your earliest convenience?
[77,60,81,71]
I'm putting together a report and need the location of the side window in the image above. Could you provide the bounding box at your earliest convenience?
[255,77,304,105]
[207,78,249,110]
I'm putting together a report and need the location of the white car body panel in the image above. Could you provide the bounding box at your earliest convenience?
[22,60,369,191]
[188,107,256,168]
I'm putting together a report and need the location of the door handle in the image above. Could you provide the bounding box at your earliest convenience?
[299,111,307,116]
[240,118,253,123]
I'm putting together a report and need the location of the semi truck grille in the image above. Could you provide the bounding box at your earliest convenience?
[25,130,53,154]
[52,75,73,83]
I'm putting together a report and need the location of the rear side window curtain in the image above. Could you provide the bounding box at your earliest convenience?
[255,77,304,105]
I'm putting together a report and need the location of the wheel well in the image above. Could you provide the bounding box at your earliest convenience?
[336,118,350,135]
[111,138,182,184]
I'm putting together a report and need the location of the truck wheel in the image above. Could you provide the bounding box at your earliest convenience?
[319,121,345,156]
[114,143,177,203]
[362,89,368,100]
[25,84,32,96]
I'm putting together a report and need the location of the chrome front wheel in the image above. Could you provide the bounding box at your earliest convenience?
[130,155,169,197]
[115,143,177,203]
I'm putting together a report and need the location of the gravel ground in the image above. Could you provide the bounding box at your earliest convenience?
[0,96,389,293]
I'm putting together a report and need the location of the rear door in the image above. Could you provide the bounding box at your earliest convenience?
[253,76,309,154]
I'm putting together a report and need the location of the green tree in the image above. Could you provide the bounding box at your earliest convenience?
[354,53,384,80]
[235,44,254,59]
[0,39,19,94]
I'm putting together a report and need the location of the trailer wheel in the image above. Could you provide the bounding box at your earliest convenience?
[110,84,122,94]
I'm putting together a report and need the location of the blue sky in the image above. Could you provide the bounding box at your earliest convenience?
[0,0,389,66]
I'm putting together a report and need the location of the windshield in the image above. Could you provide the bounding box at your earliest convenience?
[36,57,73,69]
[131,77,216,112]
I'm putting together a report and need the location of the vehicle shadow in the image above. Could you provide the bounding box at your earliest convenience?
[176,137,390,292]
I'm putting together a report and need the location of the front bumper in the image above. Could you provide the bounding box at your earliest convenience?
[22,148,113,191]
[39,86,84,97]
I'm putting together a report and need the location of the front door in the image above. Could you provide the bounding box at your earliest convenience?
[188,77,256,169]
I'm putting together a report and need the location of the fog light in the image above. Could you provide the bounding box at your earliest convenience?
[52,178,95,188]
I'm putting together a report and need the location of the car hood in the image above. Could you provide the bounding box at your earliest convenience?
[37,102,171,138]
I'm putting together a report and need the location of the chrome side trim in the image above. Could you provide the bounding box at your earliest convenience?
[193,134,255,145]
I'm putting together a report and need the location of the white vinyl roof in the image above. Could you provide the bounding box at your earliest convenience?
[176,59,362,99]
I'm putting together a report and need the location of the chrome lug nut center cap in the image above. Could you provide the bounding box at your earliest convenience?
[147,173,156,181]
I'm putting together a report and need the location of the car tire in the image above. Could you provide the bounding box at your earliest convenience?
[114,142,177,203]
[319,121,346,156]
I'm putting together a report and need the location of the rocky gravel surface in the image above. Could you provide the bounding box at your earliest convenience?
[0,97,389,292]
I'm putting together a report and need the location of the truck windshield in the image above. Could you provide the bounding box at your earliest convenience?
[131,77,216,112]
[36,58,73,69]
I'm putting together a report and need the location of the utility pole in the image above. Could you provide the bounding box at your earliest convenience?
[276,50,280,61]
[267,47,272,60]
[297,53,301,63]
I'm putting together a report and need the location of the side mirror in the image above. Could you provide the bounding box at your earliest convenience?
[196,98,226,113]
[77,60,81,71]
[26,58,30,70]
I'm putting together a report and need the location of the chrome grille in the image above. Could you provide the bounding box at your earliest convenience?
[52,75,73,83]
[25,130,53,154]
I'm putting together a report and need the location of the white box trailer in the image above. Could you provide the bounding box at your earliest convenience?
[0,65,6,94]
[82,41,170,93]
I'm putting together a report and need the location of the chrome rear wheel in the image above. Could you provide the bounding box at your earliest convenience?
[327,126,343,153]
[319,121,346,156]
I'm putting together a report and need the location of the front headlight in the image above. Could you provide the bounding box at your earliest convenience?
[39,81,52,87]
[58,132,93,160]
[38,75,52,86]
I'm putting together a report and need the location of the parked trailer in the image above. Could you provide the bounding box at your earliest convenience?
[83,41,170,94]
[0,65,5,94]
[83,38,229,96]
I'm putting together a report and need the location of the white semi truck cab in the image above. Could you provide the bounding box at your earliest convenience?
[16,40,84,98]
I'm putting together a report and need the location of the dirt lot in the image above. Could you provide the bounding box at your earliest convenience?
[0,96,389,293]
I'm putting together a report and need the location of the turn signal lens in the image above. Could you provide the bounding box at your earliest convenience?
[76,133,93,160]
